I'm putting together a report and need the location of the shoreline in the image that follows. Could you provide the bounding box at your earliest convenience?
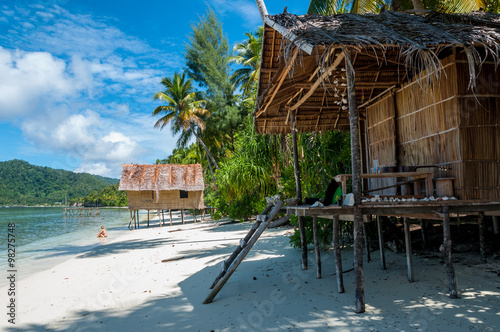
[2,217,499,331]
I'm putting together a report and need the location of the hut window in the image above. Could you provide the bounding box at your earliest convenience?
[180,190,188,199]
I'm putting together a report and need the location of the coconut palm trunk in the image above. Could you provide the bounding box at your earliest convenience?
[255,0,268,22]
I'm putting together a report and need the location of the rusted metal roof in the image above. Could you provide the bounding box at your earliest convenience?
[118,164,204,192]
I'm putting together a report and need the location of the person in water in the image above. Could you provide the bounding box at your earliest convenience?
[97,226,107,238]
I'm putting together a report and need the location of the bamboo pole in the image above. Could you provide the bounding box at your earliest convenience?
[181,209,184,224]
[169,209,173,226]
[313,216,321,278]
[377,216,386,270]
[404,218,414,282]
[333,215,345,293]
[204,201,284,304]
[346,50,365,314]
[479,212,487,263]
[439,206,458,298]
[161,209,165,226]
[147,210,150,227]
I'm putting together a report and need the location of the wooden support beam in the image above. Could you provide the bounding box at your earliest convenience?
[169,209,173,226]
[289,52,346,112]
[439,206,459,298]
[204,201,284,304]
[363,216,371,263]
[147,210,150,227]
[258,48,299,116]
[333,215,345,293]
[479,212,487,263]
[181,209,184,224]
[420,219,428,250]
[313,216,321,278]
[404,218,414,282]
[346,50,365,314]
[377,216,386,270]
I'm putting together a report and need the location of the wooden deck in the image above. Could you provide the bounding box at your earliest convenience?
[286,200,500,220]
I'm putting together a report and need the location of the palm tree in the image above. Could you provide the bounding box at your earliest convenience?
[229,27,263,96]
[152,72,219,188]
[307,0,498,14]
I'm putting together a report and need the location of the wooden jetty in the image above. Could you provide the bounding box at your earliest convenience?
[62,206,100,217]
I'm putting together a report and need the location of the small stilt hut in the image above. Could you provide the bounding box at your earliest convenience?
[253,9,500,313]
[118,164,205,228]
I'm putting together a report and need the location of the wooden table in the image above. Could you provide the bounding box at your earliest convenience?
[334,171,434,197]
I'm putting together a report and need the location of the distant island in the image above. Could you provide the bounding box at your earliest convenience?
[0,159,125,206]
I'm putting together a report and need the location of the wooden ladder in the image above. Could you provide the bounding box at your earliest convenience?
[203,200,284,304]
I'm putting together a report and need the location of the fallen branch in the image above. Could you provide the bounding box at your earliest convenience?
[161,256,185,263]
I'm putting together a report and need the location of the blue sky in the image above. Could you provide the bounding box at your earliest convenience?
[0,0,309,178]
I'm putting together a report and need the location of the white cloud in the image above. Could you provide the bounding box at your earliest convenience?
[0,47,79,119]
[20,110,149,177]
[209,0,261,28]
[0,2,182,177]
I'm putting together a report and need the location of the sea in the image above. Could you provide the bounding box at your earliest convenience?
[0,207,132,288]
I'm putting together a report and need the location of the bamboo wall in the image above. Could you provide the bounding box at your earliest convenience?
[365,53,500,199]
[366,95,397,195]
[126,190,204,210]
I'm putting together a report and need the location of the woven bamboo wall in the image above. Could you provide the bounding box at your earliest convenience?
[455,55,500,199]
[365,94,397,195]
[126,190,204,210]
[365,54,500,199]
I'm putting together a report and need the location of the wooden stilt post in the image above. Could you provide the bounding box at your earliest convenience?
[129,209,133,230]
[136,210,139,228]
[420,219,427,249]
[313,216,321,278]
[439,206,458,298]
[299,217,308,270]
[377,216,386,270]
[161,209,165,226]
[290,109,306,270]
[346,49,365,313]
[204,201,284,304]
[169,209,173,226]
[181,209,184,224]
[404,218,414,282]
[333,215,344,293]
[147,210,150,227]
[363,215,371,263]
[493,216,499,235]
[479,212,487,263]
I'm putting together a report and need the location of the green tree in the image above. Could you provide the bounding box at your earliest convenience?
[152,72,219,186]
[184,8,248,157]
[307,0,498,14]
[229,27,263,96]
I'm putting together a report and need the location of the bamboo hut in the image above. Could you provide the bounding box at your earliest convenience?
[252,9,500,313]
[118,164,204,227]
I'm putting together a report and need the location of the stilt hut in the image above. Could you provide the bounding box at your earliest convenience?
[118,164,205,228]
[253,9,500,312]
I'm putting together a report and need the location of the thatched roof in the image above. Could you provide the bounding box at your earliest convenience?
[118,164,204,192]
[256,10,500,134]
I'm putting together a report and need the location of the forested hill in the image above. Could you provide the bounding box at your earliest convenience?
[0,159,119,206]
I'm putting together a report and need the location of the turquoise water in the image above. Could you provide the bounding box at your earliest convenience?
[0,207,131,287]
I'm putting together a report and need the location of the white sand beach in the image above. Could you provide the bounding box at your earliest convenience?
[2,215,499,331]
